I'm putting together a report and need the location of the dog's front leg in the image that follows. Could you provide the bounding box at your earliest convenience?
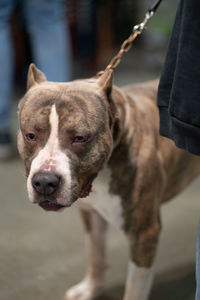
[123,221,161,300]
[64,209,108,300]
[123,260,154,300]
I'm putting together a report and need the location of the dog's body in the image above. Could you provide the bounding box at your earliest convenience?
[18,64,200,300]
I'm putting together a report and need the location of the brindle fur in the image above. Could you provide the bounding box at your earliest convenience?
[108,81,200,266]
[18,64,200,299]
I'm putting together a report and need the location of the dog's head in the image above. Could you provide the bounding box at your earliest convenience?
[18,64,115,211]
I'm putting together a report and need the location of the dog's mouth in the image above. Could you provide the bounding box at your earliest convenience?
[39,201,68,212]
[80,175,96,198]
[37,175,97,211]
[80,182,92,198]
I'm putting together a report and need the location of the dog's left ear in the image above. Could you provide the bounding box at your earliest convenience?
[97,69,113,96]
[27,63,47,90]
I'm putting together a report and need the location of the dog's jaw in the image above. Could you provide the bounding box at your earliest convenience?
[80,175,96,198]
[38,200,69,212]
[80,182,92,198]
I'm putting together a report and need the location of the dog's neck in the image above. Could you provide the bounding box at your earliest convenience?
[110,86,142,159]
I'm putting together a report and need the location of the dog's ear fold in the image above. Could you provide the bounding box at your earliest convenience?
[97,69,113,95]
[27,63,47,90]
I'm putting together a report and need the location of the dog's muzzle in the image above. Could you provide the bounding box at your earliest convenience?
[31,171,96,212]
[31,172,67,211]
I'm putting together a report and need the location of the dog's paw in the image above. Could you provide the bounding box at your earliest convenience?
[64,277,102,300]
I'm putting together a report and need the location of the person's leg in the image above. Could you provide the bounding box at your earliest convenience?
[24,0,71,82]
[0,1,16,158]
[195,223,200,300]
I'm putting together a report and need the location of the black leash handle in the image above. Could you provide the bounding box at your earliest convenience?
[148,0,163,14]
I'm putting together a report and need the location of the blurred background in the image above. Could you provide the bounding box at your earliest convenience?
[1,0,200,299]
[12,0,178,85]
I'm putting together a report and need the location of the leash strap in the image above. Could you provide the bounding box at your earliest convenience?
[148,0,163,14]
[94,0,163,78]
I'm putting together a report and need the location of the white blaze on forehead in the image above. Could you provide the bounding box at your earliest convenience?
[48,104,59,149]
[27,104,71,203]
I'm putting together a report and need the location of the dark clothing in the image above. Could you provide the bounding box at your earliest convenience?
[157,0,200,155]
[158,3,200,297]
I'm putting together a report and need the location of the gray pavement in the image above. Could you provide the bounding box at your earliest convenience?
[0,65,200,300]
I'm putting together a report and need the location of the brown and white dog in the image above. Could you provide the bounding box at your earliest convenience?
[18,64,200,300]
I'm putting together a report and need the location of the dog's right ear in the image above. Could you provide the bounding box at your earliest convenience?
[97,69,113,96]
[27,63,47,90]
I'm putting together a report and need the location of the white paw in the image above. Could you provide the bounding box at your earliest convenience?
[64,277,102,300]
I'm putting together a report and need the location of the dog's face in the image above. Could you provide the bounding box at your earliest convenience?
[18,64,114,211]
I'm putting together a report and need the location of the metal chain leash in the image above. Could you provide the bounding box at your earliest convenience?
[94,0,163,78]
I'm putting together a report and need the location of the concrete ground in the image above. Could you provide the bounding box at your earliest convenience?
[1,53,200,300]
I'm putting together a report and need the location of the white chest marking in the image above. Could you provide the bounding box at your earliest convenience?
[124,261,154,300]
[78,167,123,229]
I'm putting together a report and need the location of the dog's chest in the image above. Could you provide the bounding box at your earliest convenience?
[77,167,123,229]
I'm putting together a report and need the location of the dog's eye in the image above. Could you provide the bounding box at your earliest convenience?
[25,133,36,141]
[72,136,88,144]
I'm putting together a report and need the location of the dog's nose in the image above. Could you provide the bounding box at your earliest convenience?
[32,172,60,195]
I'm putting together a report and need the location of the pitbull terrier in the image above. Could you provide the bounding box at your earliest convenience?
[18,64,200,300]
